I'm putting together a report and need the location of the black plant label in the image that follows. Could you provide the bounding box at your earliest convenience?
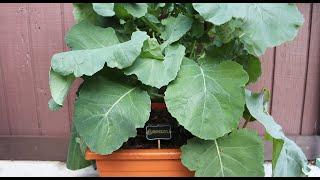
[145,124,172,140]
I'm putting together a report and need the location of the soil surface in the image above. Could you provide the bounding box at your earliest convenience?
[121,106,194,149]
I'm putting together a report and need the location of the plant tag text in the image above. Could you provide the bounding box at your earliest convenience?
[146,124,171,140]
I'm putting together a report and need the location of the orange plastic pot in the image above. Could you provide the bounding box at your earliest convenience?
[85,149,194,177]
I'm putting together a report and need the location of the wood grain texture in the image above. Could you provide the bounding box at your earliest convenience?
[27,3,70,136]
[0,136,68,160]
[271,3,312,135]
[301,3,320,135]
[0,58,10,135]
[0,4,39,135]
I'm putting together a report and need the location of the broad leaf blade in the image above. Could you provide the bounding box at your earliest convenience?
[165,58,248,140]
[72,3,104,26]
[273,138,309,177]
[193,3,304,56]
[66,21,119,50]
[92,3,115,17]
[181,129,264,177]
[49,21,120,108]
[122,3,148,18]
[160,14,193,49]
[245,89,285,139]
[49,69,75,106]
[245,89,309,177]
[235,54,261,84]
[51,31,148,77]
[66,125,91,170]
[204,41,261,83]
[124,44,185,88]
[74,74,151,154]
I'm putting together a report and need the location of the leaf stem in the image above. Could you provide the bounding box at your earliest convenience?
[242,115,251,128]
[189,40,197,59]
[141,17,161,34]
[149,92,164,98]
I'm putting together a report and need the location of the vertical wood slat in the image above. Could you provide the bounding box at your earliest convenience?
[0,3,39,135]
[0,57,10,135]
[247,48,276,135]
[271,3,312,135]
[301,3,320,135]
[27,3,70,136]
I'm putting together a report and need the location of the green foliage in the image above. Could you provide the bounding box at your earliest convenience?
[74,72,151,154]
[181,129,264,177]
[245,89,309,176]
[165,58,248,140]
[193,3,304,56]
[66,124,92,170]
[48,3,307,177]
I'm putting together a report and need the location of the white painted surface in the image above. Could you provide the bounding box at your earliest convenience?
[0,161,318,177]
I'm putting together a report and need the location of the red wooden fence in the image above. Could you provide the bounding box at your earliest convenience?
[0,3,319,160]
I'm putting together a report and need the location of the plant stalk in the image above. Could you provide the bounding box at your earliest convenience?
[141,17,161,34]
[242,115,251,128]
[189,40,197,59]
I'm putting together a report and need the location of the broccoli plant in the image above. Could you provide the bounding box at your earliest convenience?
[48,3,309,177]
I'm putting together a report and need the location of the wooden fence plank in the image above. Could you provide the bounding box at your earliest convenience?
[0,136,69,161]
[301,3,320,135]
[0,60,10,135]
[27,3,70,136]
[271,3,312,135]
[0,4,39,135]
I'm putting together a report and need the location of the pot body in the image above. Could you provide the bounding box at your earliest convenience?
[85,149,194,177]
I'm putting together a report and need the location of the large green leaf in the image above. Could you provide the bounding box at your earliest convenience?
[65,21,119,50]
[72,3,104,26]
[124,44,185,88]
[114,3,148,19]
[49,69,75,106]
[92,3,115,17]
[181,129,264,177]
[245,89,309,176]
[121,3,149,18]
[66,124,91,170]
[235,55,261,84]
[51,30,148,77]
[204,41,261,84]
[160,14,193,50]
[273,138,310,177]
[193,3,304,56]
[245,89,284,139]
[165,58,248,140]
[74,74,151,154]
[48,21,120,108]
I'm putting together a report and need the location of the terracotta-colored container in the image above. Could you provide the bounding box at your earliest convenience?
[85,102,194,177]
[85,149,194,177]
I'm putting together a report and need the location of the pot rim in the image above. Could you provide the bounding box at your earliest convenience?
[85,148,182,160]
